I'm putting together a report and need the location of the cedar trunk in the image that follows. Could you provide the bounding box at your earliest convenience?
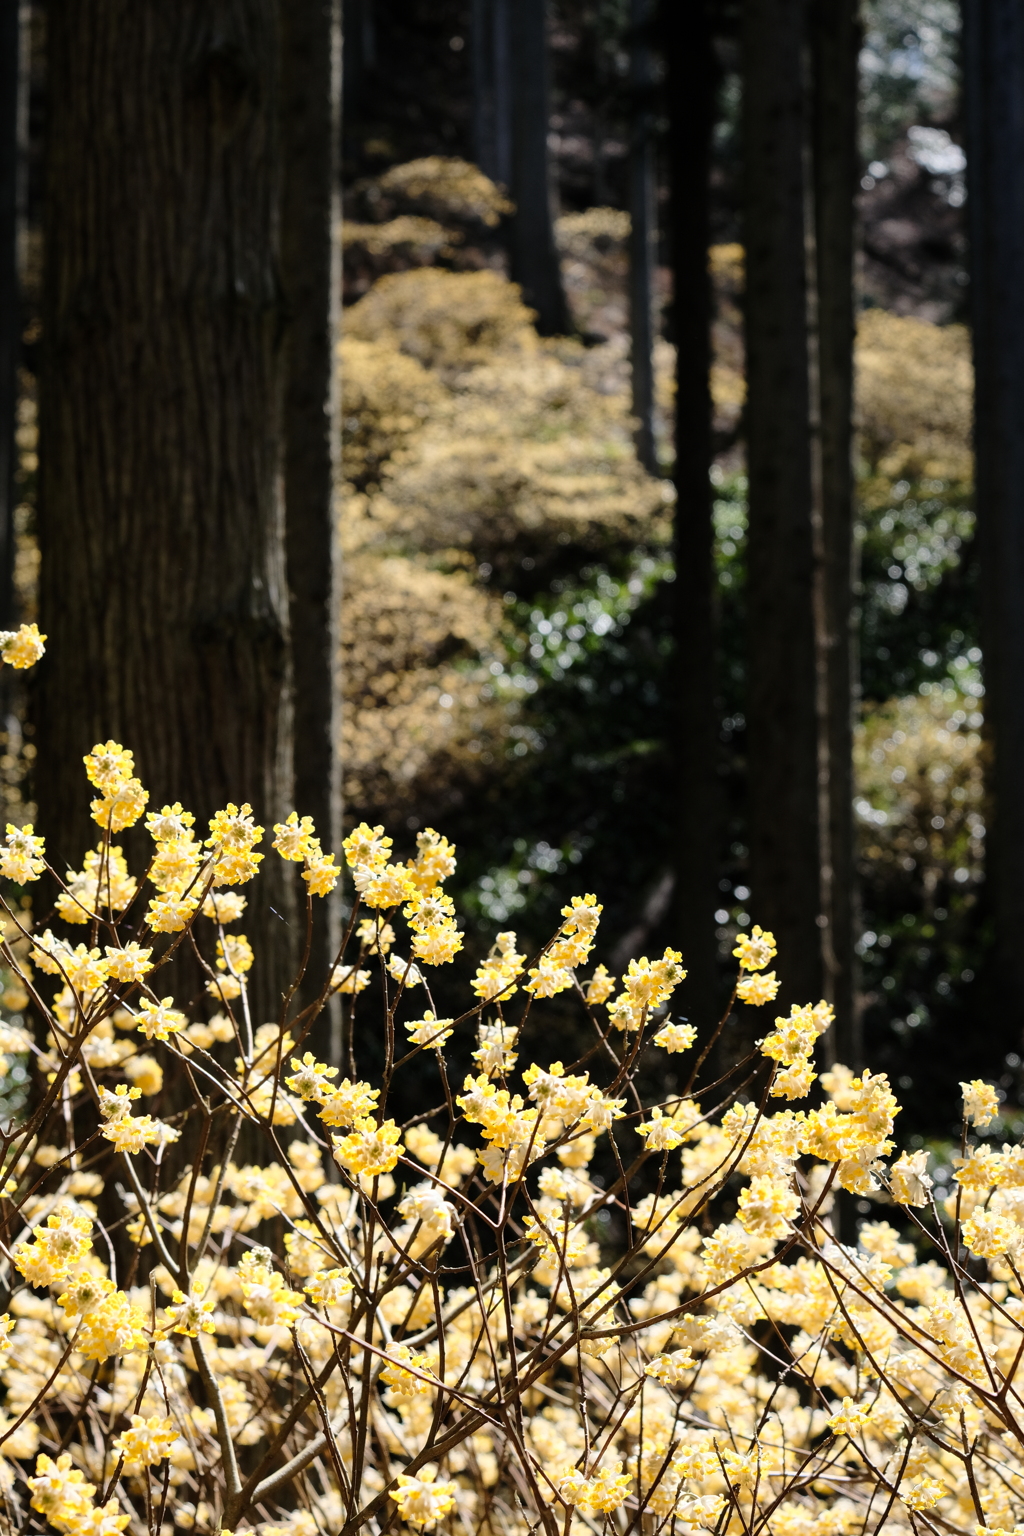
[508,0,569,337]
[628,0,656,472]
[810,0,859,1063]
[742,0,822,1012]
[664,0,719,1030]
[280,0,343,1034]
[36,1,296,1022]
[964,0,1024,1034]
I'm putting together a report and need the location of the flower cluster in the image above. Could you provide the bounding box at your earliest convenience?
[0,652,1021,1536]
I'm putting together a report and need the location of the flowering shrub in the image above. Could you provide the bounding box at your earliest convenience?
[0,630,1023,1535]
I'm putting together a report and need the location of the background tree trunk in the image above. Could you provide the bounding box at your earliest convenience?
[280,0,344,1036]
[0,0,25,635]
[664,0,720,1033]
[964,0,1024,1037]
[742,0,822,1013]
[810,0,859,1063]
[472,0,512,190]
[36,0,295,1023]
[508,0,569,336]
[628,0,656,472]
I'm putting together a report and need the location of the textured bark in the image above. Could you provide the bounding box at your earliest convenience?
[280,0,343,1032]
[664,0,719,1030]
[36,2,295,1021]
[742,0,822,1011]
[0,0,24,633]
[810,0,859,1063]
[628,0,656,472]
[472,0,512,189]
[508,0,569,337]
[964,0,1024,1027]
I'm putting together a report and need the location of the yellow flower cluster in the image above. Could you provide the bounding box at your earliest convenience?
[2,646,1023,1536]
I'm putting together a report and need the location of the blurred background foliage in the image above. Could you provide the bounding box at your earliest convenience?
[337,49,988,1136]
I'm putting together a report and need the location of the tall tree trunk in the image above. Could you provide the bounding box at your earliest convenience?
[629,0,656,471]
[0,0,24,634]
[280,0,343,1036]
[810,0,859,1063]
[36,1,295,1023]
[663,0,720,1032]
[472,0,512,189]
[508,0,569,336]
[742,0,822,1012]
[964,0,1024,1034]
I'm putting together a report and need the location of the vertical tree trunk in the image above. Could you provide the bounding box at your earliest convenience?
[629,0,656,471]
[964,0,1024,1032]
[508,0,569,336]
[664,0,720,1031]
[810,0,859,1063]
[472,0,512,189]
[280,0,343,1030]
[742,0,822,1011]
[0,0,24,634]
[36,1,295,1022]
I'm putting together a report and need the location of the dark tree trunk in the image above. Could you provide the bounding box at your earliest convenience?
[742,0,822,1011]
[36,1,296,1023]
[964,0,1024,1034]
[629,0,656,471]
[508,0,569,336]
[280,0,343,1035]
[472,0,512,189]
[810,0,859,1063]
[663,0,720,1031]
[0,0,24,634]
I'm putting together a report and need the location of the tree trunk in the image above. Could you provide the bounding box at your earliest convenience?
[472,0,512,189]
[810,0,859,1063]
[629,0,656,472]
[742,0,822,1012]
[964,0,1024,1034]
[280,0,343,1037]
[0,0,24,634]
[508,0,569,336]
[663,0,720,1032]
[36,1,295,1024]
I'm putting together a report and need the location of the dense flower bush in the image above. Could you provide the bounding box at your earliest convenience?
[0,630,1019,1536]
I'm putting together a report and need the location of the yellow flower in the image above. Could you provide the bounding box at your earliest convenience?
[206,802,263,852]
[147,891,199,933]
[201,889,246,923]
[303,853,340,896]
[111,1414,178,1472]
[411,919,463,965]
[407,827,457,891]
[135,996,187,1042]
[273,810,318,861]
[318,1078,380,1127]
[0,822,46,883]
[27,1453,96,1526]
[83,740,135,792]
[286,1051,339,1102]
[362,862,417,909]
[736,970,780,1005]
[91,776,149,832]
[162,1285,216,1338]
[390,1468,456,1529]
[653,1020,697,1053]
[332,1116,404,1178]
[733,925,777,971]
[104,941,153,983]
[889,1149,933,1206]
[77,1290,148,1361]
[585,963,615,1004]
[0,621,45,669]
[962,1079,1000,1128]
[380,1342,438,1399]
[736,1173,800,1238]
[405,1011,454,1048]
[304,1267,354,1308]
[343,820,392,872]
